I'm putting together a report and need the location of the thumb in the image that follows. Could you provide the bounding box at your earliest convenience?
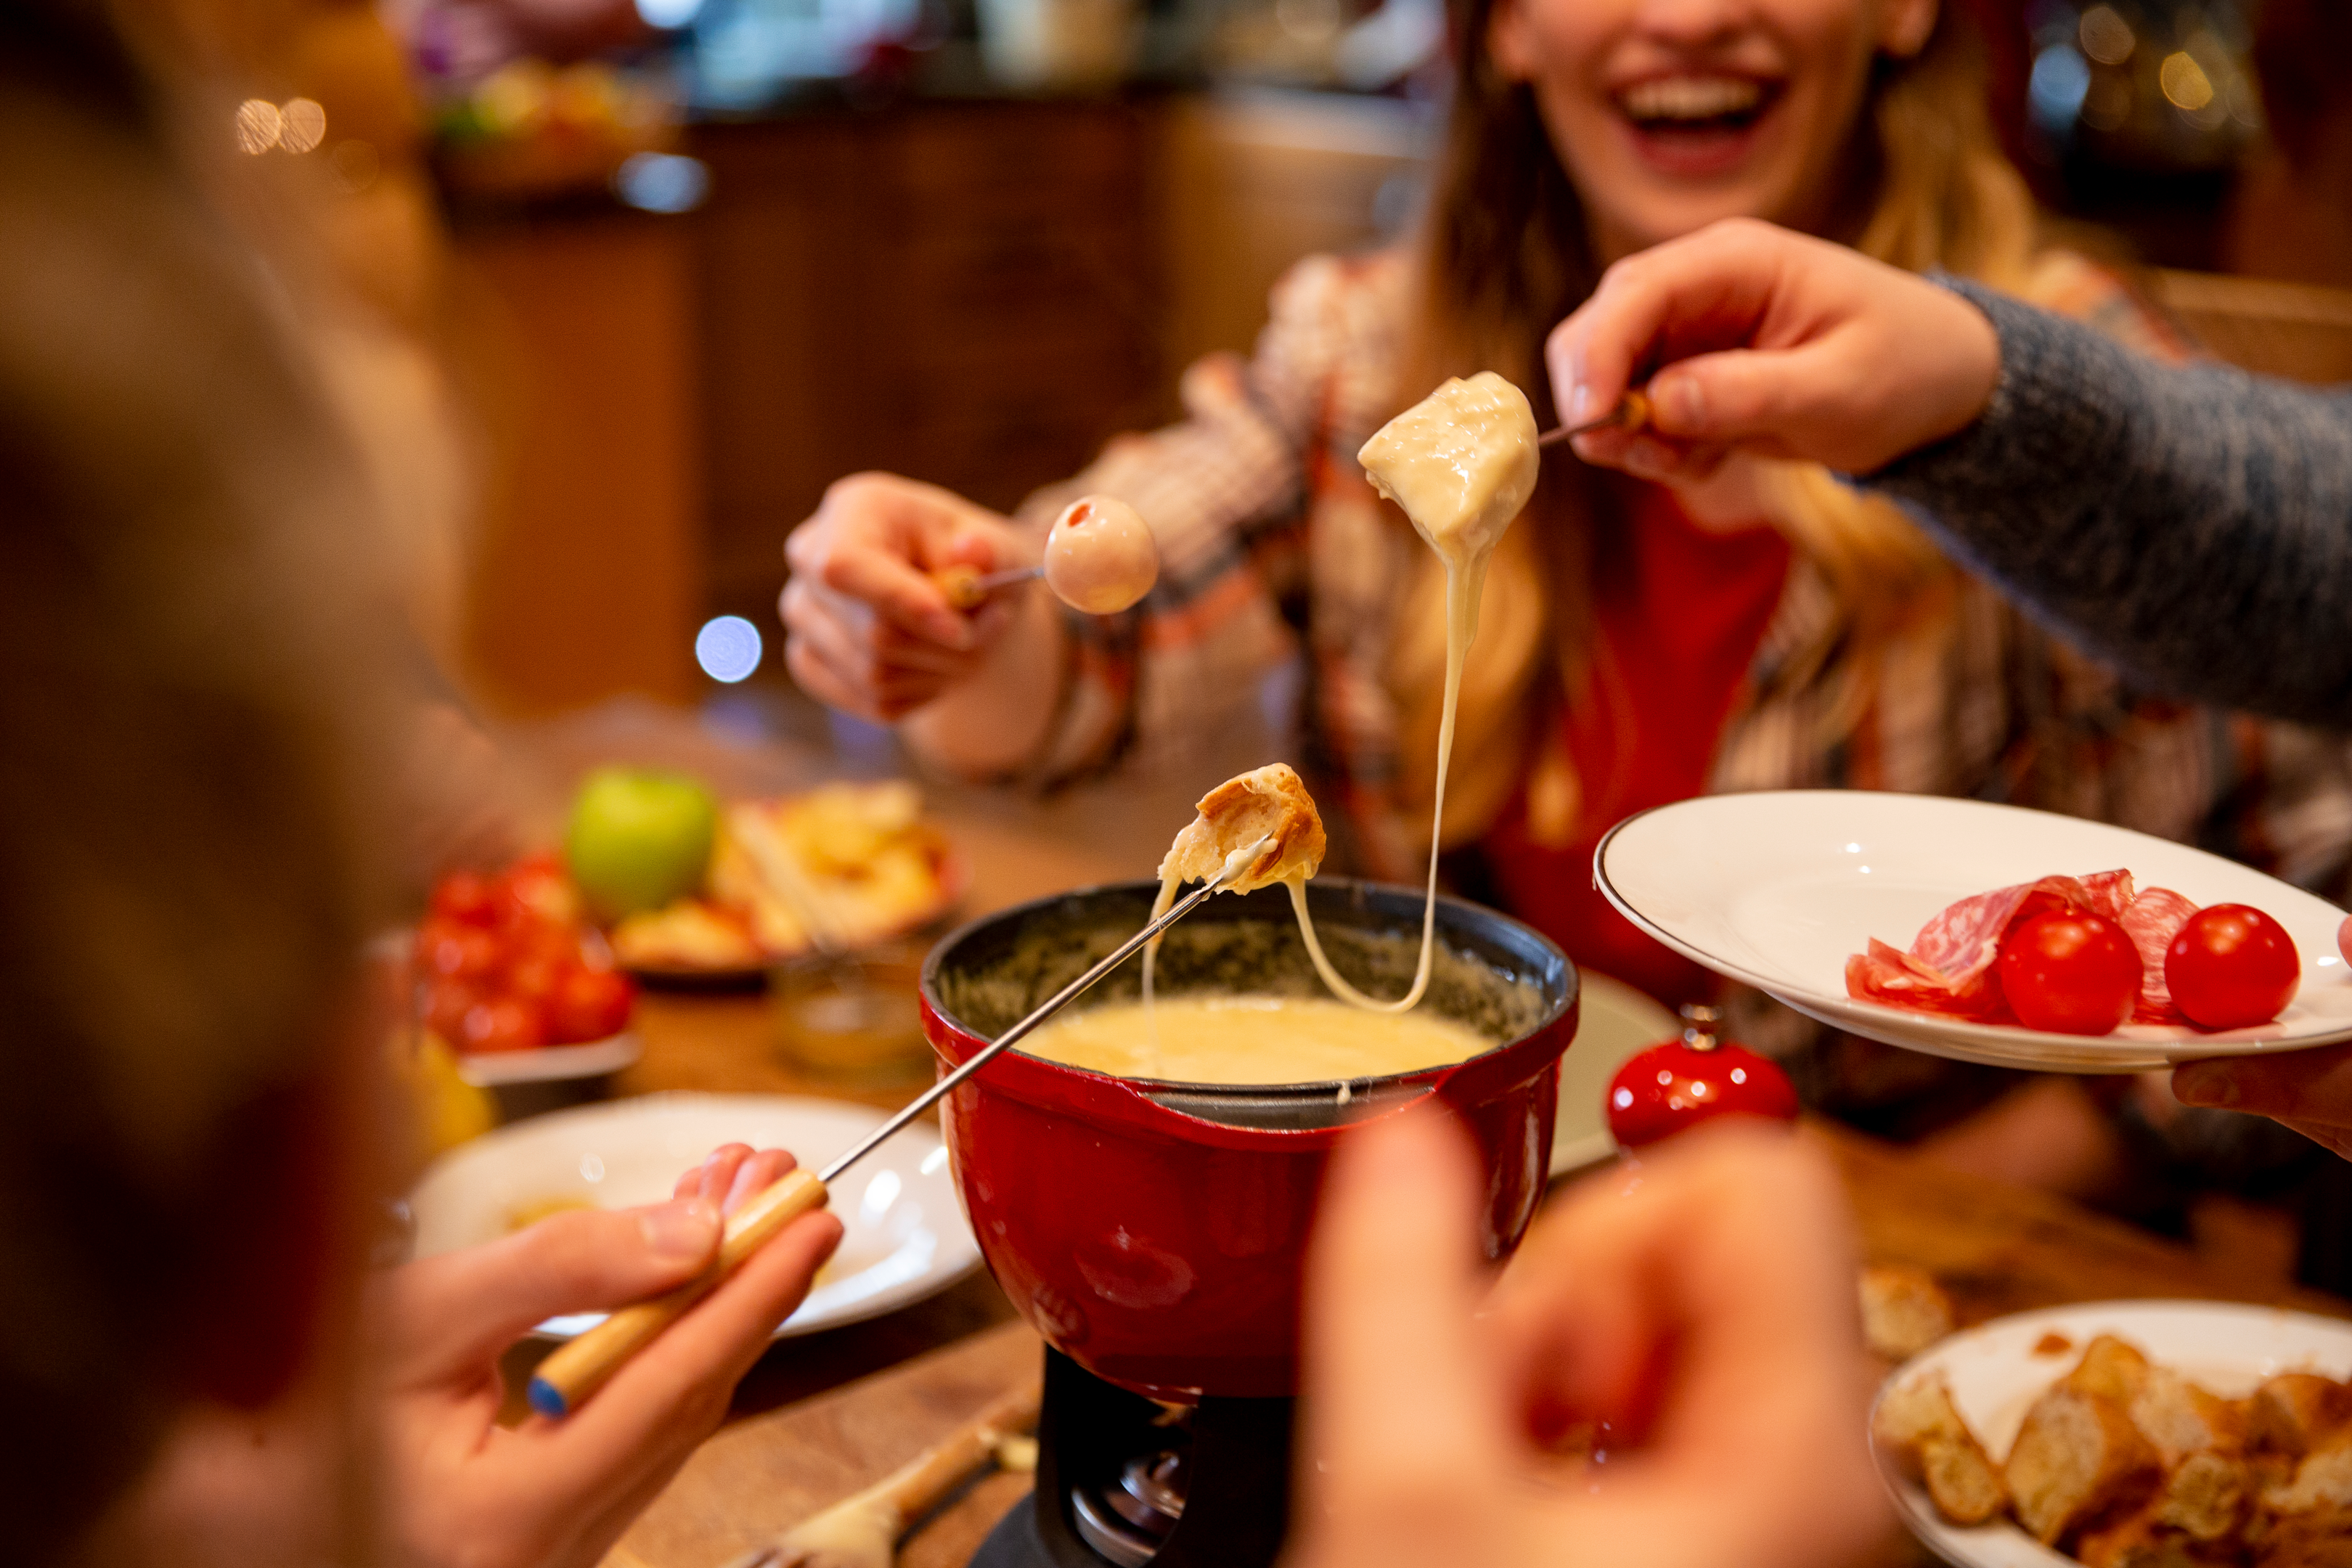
[1299,1110,1500,1513]
[384,1200,722,1384]
[1643,343,1839,449]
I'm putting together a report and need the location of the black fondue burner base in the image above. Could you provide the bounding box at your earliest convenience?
[970,1348,1294,1567]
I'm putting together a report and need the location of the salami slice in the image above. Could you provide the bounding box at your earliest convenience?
[2118,886,2200,1023]
[1843,868,2199,1032]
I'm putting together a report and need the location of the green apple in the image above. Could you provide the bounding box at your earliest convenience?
[564,767,719,920]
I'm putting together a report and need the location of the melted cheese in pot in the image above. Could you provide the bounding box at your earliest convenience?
[1021,995,1488,1085]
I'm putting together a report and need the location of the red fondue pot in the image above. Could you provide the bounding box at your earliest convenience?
[920,878,1577,1402]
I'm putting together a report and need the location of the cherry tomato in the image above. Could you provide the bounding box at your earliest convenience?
[459,995,546,1053]
[2166,904,2299,1030]
[424,979,481,1042]
[419,919,502,983]
[1996,910,2141,1035]
[505,952,564,1004]
[2338,914,2351,971]
[429,870,502,928]
[545,963,634,1044]
[501,852,583,930]
[1605,1038,1799,1149]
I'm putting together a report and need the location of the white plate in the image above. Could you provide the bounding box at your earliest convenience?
[1596,791,2352,1071]
[1872,1299,2352,1568]
[407,1093,981,1339]
[1551,972,1679,1175]
[454,1032,642,1086]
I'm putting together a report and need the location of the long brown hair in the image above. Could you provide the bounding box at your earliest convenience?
[1388,3,2039,847]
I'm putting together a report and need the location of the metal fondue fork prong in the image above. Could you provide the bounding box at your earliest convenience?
[1535,388,1651,449]
[525,838,1274,1419]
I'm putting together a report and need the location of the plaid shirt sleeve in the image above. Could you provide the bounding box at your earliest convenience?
[1011,256,1382,785]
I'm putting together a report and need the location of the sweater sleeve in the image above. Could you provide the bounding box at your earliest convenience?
[1866,279,2352,727]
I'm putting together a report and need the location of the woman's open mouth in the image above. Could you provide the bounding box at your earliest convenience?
[1612,73,1784,176]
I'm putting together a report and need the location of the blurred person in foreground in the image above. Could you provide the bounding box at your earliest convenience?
[781,0,2349,1216]
[3,11,1887,1568]
[1284,1115,1890,1568]
[1545,215,2352,1168]
[1,7,841,1567]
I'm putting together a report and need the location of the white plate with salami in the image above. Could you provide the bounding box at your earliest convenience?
[1595,791,2352,1071]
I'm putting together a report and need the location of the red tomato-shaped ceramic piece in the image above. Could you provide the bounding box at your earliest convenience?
[2166,904,2300,1030]
[1606,1005,1800,1150]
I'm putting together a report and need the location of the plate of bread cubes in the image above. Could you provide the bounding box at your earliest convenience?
[1867,1292,2352,1568]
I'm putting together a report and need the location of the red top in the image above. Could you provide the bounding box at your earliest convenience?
[1484,483,1790,1008]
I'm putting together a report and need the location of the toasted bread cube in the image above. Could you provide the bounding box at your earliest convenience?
[2133,1368,2250,1467]
[2008,1386,2162,1545]
[1860,1264,1956,1362]
[2067,1336,2156,1406]
[2156,1450,2251,1542]
[2255,1376,2352,1459]
[2266,1433,2352,1517]
[2076,1507,2210,1568]
[1159,764,1326,895]
[2252,1507,2352,1568]
[1872,1373,2006,1526]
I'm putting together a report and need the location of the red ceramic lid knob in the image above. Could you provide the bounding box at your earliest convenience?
[1605,1004,1800,1150]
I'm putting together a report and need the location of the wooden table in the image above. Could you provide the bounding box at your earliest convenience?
[502,710,2345,1567]
[584,1097,2346,1567]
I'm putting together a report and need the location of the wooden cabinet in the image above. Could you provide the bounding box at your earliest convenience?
[691,99,1165,622]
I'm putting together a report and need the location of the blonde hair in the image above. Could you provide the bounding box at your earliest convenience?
[1390,6,2040,848]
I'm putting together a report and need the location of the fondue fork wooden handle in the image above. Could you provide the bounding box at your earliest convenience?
[526,844,1265,1420]
[717,1382,1042,1568]
[527,1167,830,1418]
[1537,389,1650,448]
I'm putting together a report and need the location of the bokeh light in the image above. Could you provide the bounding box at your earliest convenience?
[279,98,327,153]
[234,99,282,154]
[2078,6,2135,66]
[695,615,763,683]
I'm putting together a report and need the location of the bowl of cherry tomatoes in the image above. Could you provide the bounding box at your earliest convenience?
[415,852,641,1108]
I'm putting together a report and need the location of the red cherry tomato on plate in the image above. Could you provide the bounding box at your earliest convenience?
[424,979,481,1042]
[2166,904,2299,1030]
[459,995,546,1053]
[545,963,634,1044]
[1605,1037,1799,1149]
[1996,910,2141,1035]
[429,870,502,928]
[420,919,502,983]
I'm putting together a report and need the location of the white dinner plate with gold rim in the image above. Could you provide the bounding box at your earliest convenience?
[1595,791,2352,1072]
[1871,1299,2352,1568]
[1550,971,1678,1175]
[407,1093,980,1339]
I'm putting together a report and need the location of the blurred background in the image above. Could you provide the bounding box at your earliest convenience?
[256,0,2352,732]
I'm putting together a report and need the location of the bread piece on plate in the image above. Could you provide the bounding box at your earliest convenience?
[1860,1264,1955,1362]
[2264,1432,2352,1517]
[2253,1503,2352,1568]
[2008,1385,2162,1545]
[2255,1376,2352,1459]
[1873,1373,2007,1526]
[2075,1506,2217,1568]
[2132,1368,2249,1468]
[2155,1450,2252,1542]
[2067,1336,2157,1406]
[1159,764,1327,895]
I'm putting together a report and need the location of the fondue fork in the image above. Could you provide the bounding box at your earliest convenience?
[526,839,1273,1419]
[932,563,1042,609]
[1536,389,1650,449]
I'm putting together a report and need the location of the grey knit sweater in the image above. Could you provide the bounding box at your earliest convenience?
[1869,281,2352,727]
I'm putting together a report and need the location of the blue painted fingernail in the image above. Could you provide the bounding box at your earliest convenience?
[528,1377,569,1418]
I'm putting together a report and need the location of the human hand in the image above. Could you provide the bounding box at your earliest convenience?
[377,1145,842,1568]
[1545,218,2002,483]
[780,473,1034,722]
[2175,1048,2352,1161]
[1285,1114,1889,1568]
